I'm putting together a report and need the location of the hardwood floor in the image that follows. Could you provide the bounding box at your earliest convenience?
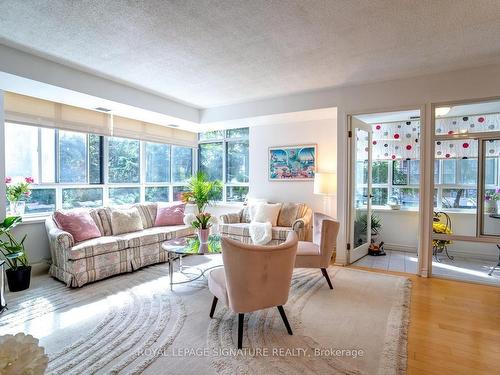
[350,265,500,375]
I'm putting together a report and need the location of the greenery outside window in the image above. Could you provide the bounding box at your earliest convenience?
[4,122,195,216]
[198,128,249,203]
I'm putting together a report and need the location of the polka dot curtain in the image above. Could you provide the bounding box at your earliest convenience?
[435,114,500,135]
[358,114,500,161]
[357,120,420,161]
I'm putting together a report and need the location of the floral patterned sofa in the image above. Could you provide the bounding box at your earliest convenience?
[45,203,194,287]
[219,202,312,244]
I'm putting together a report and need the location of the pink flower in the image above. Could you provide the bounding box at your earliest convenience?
[5,176,12,184]
[24,191,31,197]
[25,177,34,184]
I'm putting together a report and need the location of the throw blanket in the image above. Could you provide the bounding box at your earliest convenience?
[249,221,272,245]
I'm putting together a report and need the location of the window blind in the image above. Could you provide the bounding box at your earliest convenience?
[112,116,196,147]
[4,92,197,146]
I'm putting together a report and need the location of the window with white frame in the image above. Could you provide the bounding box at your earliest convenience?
[198,128,249,202]
[4,122,195,215]
[358,158,499,210]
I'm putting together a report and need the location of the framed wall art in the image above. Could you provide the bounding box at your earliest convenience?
[268,144,317,181]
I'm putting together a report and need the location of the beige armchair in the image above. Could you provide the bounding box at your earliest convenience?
[295,212,340,289]
[208,232,298,349]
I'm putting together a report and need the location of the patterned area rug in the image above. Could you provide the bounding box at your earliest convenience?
[1,257,410,375]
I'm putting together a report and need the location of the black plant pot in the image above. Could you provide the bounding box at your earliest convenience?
[6,266,31,292]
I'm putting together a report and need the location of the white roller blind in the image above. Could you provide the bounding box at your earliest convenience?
[112,116,197,146]
[4,92,197,146]
[4,92,111,135]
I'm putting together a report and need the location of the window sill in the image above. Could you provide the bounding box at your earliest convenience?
[18,215,51,224]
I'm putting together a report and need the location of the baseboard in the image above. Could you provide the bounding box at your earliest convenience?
[384,243,417,253]
[383,243,498,262]
[31,260,50,276]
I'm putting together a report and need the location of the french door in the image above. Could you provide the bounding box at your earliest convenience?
[348,117,373,263]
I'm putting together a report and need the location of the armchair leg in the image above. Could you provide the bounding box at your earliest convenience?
[277,306,293,335]
[209,296,218,318]
[321,268,334,289]
[238,313,244,349]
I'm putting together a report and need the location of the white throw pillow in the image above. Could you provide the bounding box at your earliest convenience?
[253,203,282,227]
[110,207,144,235]
[247,198,267,221]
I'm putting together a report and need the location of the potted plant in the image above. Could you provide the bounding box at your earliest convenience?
[485,195,496,214]
[5,176,33,215]
[181,172,222,243]
[0,216,31,292]
[188,212,216,244]
[358,213,382,238]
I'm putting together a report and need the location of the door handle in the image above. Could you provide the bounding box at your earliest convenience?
[363,194,374,198]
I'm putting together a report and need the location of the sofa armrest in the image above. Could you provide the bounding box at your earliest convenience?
[45,218,74,265]
[292,207,313,241]
[220,211,242,224]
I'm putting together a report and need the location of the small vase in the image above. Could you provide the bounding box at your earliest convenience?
[198,228,210,244]
[9,201,26,216]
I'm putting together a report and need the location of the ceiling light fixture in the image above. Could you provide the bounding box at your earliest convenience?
[435,107,451,117]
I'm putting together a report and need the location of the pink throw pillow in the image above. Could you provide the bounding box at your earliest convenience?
[54,210,102,243]
[154,203,186,227]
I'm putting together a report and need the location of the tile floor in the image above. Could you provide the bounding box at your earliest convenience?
[352,250,500,286]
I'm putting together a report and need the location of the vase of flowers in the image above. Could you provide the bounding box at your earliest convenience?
[185,212,217,244]
[485,195,497,214]
[5,177,33,216]
[493,188,500,214]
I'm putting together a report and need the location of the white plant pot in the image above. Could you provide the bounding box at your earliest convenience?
[497,201,500,214]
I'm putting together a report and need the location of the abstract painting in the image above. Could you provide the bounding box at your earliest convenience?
[268,144,317,180]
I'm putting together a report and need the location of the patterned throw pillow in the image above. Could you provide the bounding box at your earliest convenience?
[110,207,144,235]
[154,203,186,226]
[54,210,102,243]
[277,203,300,227]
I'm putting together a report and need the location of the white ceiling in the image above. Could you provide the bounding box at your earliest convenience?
[1,0,500,109]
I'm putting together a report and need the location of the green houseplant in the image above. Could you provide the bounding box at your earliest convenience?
[181,171,223,213]
[181,172,222,243]
[0,216,31,292]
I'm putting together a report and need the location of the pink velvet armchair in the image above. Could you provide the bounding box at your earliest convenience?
[208,232,298,349]
[295,212,340,289]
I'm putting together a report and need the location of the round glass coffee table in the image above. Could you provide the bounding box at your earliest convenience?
[162,234,222,290]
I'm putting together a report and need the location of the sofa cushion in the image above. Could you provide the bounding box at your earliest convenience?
[241,198,267,223]
[133,203,158,229]
[53,210,102,243]
[277,203,300,227]
[220,223,293,242]
[68,236,128,260]
[253,203,282,226]
[154,203,185,226]
[110,207,144,235]
[97,208,113,236]
[114,225,196,247]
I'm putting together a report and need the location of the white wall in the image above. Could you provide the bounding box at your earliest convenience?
[11,220,50,267]
[248,117,338,216]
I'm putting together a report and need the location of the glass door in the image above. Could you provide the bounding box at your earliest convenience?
[349,117,373,263]
[431,101,500,286]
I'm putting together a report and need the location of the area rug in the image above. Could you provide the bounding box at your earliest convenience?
[0,258,411,375]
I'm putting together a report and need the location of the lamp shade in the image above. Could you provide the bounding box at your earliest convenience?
[314,172,336,195]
